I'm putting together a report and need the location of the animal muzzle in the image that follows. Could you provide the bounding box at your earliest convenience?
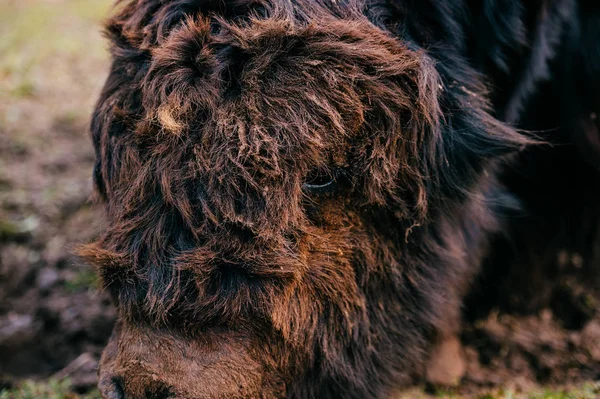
[98,320,268,399]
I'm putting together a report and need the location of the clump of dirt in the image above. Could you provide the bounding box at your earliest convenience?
[0,113,116,390]
[0,1,115,389]
[459,253,600,393]
[462,309,600,391]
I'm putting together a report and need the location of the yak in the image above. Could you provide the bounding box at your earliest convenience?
[79,0,600,397]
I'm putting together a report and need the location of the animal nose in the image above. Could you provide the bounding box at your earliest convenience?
[98,375,125,399]
[98,321,266,399]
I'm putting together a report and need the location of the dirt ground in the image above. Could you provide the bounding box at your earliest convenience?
[0,1,598,398]
[0,0,115,393]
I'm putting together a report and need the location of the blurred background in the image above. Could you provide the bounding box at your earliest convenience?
[1,1,114,397]
[0,1,599,398]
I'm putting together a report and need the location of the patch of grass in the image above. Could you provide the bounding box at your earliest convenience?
[0,218,20,240]
[0,379,100,399]
[63,269,99,292]
[0,0,112,100]
[477,383,597,399]
[11,80,36,98]
[526,383,600,399]
[402,383,600,399]
[1,380,598,399]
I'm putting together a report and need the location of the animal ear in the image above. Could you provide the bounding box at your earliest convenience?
[76,242,128,271]
[355,49,533,220]
[75,242,132,295]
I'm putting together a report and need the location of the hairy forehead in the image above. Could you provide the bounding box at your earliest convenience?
[98,2,438,208]
[136,13,427,149]
[87,0,444,241]
[84,0,448,321]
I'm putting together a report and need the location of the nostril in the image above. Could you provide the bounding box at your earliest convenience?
[113,378,126,399]
[98,376,125,399]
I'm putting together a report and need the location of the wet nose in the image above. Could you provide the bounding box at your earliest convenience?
[98,321,266,399]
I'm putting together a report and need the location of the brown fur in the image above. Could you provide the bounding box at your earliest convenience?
[80,0,552,398]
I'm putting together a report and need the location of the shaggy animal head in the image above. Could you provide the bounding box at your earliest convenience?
[82,0,531,398]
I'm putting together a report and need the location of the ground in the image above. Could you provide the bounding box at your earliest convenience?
[0,1,598,398]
